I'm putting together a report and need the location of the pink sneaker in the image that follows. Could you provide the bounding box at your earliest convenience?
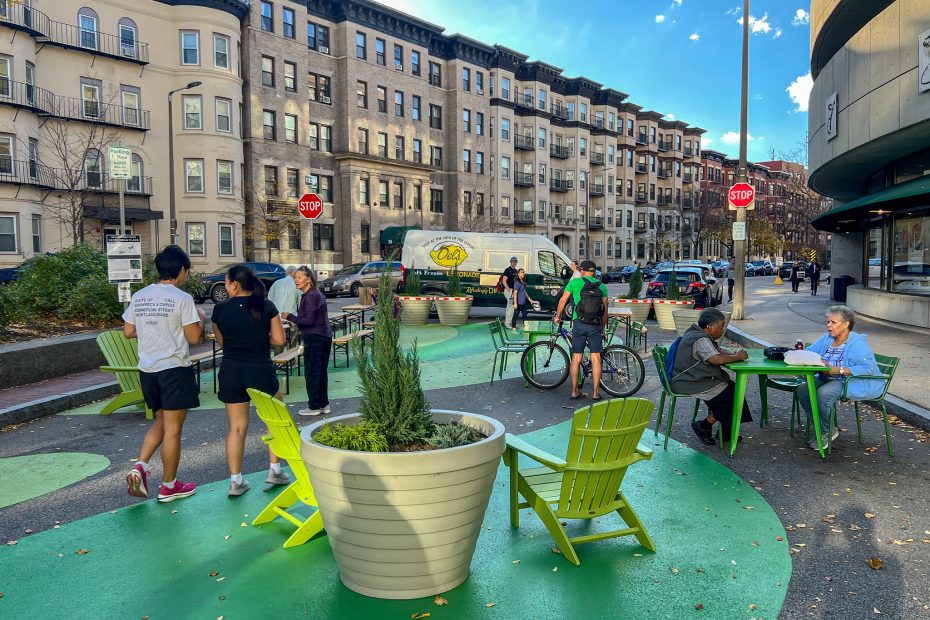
[156,480,197,503]
[126,464,148,498]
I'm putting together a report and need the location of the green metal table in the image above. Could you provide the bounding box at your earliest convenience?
[725,349,829,458]
[522,320,557,346]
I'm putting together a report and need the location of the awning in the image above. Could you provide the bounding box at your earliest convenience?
[84,205,164,222]
[812,175,930,233]
[379,225,419,246]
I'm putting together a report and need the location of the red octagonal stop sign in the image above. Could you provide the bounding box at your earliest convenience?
[728,182,755,209]
[298,193,323,219]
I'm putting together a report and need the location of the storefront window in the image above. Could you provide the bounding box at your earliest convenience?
[866,227,885,289]
[891,213,930,295]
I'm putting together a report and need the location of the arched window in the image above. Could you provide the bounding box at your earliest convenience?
[77,7,99,50]
[84,149,102,188]
[578,234,586,259]
[118,17,139,59]
[127,154,143,193]
[607,236,613,257]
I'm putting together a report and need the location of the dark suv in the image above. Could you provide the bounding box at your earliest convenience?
[750,260,774,276]
[646,268,712,302]
[198,262,286,303]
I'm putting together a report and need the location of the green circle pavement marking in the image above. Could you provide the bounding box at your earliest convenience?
[0,452,111,509]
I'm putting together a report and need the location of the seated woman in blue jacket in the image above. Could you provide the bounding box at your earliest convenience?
[796,305,884,450]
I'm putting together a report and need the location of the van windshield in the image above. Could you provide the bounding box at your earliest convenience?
[538,251,568,277]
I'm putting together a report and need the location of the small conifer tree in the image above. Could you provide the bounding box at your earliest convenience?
[627,268,643,299]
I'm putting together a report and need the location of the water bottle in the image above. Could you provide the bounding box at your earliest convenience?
[794,339,804,350]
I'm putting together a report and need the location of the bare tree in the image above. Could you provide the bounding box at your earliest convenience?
[242,188,301,262]
[453,176,504,232]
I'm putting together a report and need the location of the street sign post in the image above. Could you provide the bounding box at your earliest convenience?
[727,182,755,210]
[108,146,132,235]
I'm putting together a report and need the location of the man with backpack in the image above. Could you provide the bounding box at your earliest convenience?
[553,260,609,400]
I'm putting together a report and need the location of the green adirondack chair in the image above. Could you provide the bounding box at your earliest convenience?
[96,330,153,420]
[503,397,656,565]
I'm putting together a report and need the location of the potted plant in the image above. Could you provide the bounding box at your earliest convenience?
[434,264,473,326]
[612,267,652,323]
[301,265,505,600]
[394,266,433,325]
[672,308,731,337]
[653,269,694,330]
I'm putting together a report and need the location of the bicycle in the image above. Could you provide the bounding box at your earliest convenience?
[520,321,646,397]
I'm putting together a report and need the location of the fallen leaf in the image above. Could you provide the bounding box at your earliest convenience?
[850,524,863,531]
[796,543,806,548]
[874,608,881,614]
[6,540,17,546]
[789,548,798,555]
[867,557,884,570]
[76,549,89,555]
[485,603,496,608]
[695,604,705,610]
[550,547,561,554]
[411,613,430,619]
[892,540,904,545]
[796,523,807,528]
[743,506,754,510]
[748,603,757,610]
[633,553,643,557]
[512,559,520,564]
[552,566,558,572]
[240,522,248,527]
[831,528,843,533]
[224,535,230,540]
[821,515,836,524]
[864,513,877,519]
[786,525,797,531]
[24,529,32,534]
[433,595,448,606]
[776,536,784,541]
[670,567,679,574]
[731,560,737,565]
[209,571,219,577]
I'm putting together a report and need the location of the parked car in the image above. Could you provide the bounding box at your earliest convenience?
[778,261,808,280]
[750,260,774,276]
[646,267,721,305]
[602,265,638,283]
[745,262,757,277]
[198,262,286,303]
[892,262,930,292]
[0,254,52,284]
[711,260,730,278]
[321,260,403,297]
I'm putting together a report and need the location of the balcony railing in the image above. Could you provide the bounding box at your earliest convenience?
[657,195,669,206]
[514,135,535,150]
[0,79,150,130]
[550,178,571,192]
[588,184,604,196]
[0,79,50,112]
[589,217,604,229]
[514,211,535,224]
[658,140,671,152]
[550,144,570,159]
[590,152,605,165]
[634,223,647,233]
[514,94,534,109]
[514,171,534,186]
[0,158,57,188]
[635,134,647,145]
[550,104,568,120]
[635,192,647,203]
[635,164,647,174]
[592,118,605,129]
[0,159,153,195]
[0,2,49,37]
[657,169,670,179]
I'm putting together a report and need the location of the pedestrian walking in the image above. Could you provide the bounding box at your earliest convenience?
[268,266,301,349]
[123,245,205,503]
[211,265,291,496]
[553,260,609,400]
[727,257,736,303]
[808,261,822,296]
[501,256,519,327]
[511,269,536,329]
[283,266,333,417]
[790,261,803,293]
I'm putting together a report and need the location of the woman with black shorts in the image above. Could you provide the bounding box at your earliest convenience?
[211,265,290,496]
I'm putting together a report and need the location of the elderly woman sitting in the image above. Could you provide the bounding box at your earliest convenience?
[796,305,884,450]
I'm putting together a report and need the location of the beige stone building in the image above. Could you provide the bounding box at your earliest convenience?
[244,0,705,273]
[0,0,248,272]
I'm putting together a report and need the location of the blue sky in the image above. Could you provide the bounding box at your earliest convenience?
[378,0,814,164]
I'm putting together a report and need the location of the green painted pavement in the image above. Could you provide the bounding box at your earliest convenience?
[0,453,110,509]
[0,423,790,618]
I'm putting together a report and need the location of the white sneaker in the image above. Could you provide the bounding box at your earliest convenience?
[298,408,323,416]
[809,427,840,450]
[322,405,332,414]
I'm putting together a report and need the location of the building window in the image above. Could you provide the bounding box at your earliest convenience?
[463,149,471,173]
[0,135,13,174]
[462,67,470,91]
[84,150,102,187]
[501,77,510,99]
[413,139,422,163]
[356,81,367,108]
[308,73,330,103]
[284,61,296,92]
[31,215,41,253]
[213,34,229,69]
[501,157,510,179]
[187,223,205,256]
[219,224,234,256]
[286,168,299,198]
[309,123,319,150]
[118,21,138,59]
[361,223,370,253]
[412,95,421,121]
[359,177,369,205]
[217,160,233,194]
[356,32,366,59]
[120,89,140,127]
[411,50,421,75]
[377,86,387,113]
[376,132,387,157]
[261,56,274,87]
[429,104,442,129]
[264,165,278,196]
[430,189,443,213]
[463,108,471,133]
[428,62,441,87]
[282,7,295,38]
[394,44,403,69]
[501,118,510,140]
[378,180,388,206]
[313,224,334,251]
[375,38,385,65]
[81,82,100,118]
[414,185,423,210]
[319,175,333,202]
[260,1,273,32]
[394,90,404,116]
[214,98,231,132]
[475,112,484,135]
[475,152,484,175]
[284,114,297,143]
[395,135,405,160]
[393,182,403,209]
[262,110,275,140]
[307,22,329,51]
[320,125,332,152]
[357,127,368,154]
[476,71,484,94]
[78,10,98,50]
[430,146,442,168]
[182,95,201,129]
[538,128,546,149]
[0,215,16,252]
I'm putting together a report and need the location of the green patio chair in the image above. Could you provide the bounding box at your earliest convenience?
[488,322,528,383]
[248,388,325,548]
[651,345,701,450]
[629,321,648,352]
[96,330,153,420]
[605,316,621,346]
[504,397,656,565]
[493,317,530,346]
[825,353,899,456]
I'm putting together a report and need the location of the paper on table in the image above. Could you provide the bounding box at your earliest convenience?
[784,350,829,366]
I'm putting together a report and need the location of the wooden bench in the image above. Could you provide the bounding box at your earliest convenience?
[331,329,374,367]
[272,346,304,394]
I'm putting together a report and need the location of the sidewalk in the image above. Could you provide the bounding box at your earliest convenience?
[722,280,930,427]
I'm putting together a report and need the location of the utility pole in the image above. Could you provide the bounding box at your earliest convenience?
[733,0,750,320]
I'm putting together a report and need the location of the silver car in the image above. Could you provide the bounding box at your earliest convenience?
[320,261,403,297]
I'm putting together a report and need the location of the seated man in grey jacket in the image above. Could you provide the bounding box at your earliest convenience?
[670,308,753,445]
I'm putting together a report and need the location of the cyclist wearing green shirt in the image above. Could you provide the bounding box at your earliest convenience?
[553,260,609,400]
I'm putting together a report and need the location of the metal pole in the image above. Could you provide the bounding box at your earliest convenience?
[733,0,750,320]
[119,177,126,233]
[167,92,177,246]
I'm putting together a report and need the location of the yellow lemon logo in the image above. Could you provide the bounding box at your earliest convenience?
[429,243,468,268]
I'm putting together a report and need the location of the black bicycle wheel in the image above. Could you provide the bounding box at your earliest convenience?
[599,344,646,397]
[521,341,570,390]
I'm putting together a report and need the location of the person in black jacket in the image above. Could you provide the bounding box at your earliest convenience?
[789,261,803,293]
[808,261,822,296]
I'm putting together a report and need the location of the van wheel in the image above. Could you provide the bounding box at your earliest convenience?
[350,282,360,297]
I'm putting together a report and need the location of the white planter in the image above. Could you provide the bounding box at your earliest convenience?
[395,296,434,325]
[301,410,506,600]
[653,299,694,330]
[611,298,653,324]
[672,309,732,337]
[435,296,473,326]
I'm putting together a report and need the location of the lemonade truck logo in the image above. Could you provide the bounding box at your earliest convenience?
[423,235,475,269]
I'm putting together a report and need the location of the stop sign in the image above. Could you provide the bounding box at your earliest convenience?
[728,182,755,209]
[298,193,323,220]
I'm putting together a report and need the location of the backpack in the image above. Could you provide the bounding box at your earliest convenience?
[575,278,604,325]
[663,337,682,382]
[496,275,504,293]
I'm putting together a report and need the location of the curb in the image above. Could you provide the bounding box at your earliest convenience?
[726,323,930,433]
[0,381,119,427]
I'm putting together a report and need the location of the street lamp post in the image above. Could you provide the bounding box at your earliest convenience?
[167,81,202,246]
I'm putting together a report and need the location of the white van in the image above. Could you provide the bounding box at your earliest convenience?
[400,231,574,311]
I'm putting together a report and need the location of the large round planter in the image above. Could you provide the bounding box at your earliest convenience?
[672,308,732,337]
[434,296,473,326]
[611,298,653,324]
[301,410,506,600]
[395,295,435,325]
[653,299,694,330]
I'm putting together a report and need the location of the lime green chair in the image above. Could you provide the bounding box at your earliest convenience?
[248,389,325,548]
[826,353,899,456]
[493,317,530,346]
[504,397,656,565]
[489,322,529,383]
[651,345,701,450]
[96,330,153,419]
[629,321,648,352]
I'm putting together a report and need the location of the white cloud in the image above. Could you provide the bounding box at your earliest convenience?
[773,27,783,39]
[665,113,676,120]
[725,6,741,16]
[689,33,700,41]
[655,14,666,23]
[792,9,810,26]
[720,131,755,145]
[754,93,764,100]
[737,13,772,35]
[786,71,813,112]
[672,0,683,6]
[701,136,713,149]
